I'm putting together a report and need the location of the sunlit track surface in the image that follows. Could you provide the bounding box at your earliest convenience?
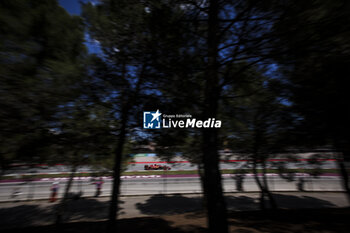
[0,175,344,202]
[2,155,339,175]
[126,160,338,171]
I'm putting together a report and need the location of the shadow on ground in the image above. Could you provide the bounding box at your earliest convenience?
[136,194,204,215]
[1,208,349,233]
[273,193,336,208]
[225,193,337,211]
[0,198,124,228]
[228,208,350,233]
[135,193,337,215]
[0,204,52,228]
[0,218,205,233]
[63,198,125,222]
[0,193,348,233]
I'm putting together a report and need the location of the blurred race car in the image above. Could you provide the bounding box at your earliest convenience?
[144,164,171,170]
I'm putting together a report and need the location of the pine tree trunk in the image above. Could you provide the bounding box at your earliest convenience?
[338,154,350,204]
[197,163,206,208]
[259,191,266,210]
[252,161,266,210]
[202,133,228,233]
[0,154,5,179]
[107,63,145,232]
[198,163,205,193]
[56,164,77,225]
[262,162,277,209]
[108,107,128,231]
[201,1,228,232]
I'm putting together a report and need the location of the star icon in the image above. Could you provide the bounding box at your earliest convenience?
[151,110,161,122]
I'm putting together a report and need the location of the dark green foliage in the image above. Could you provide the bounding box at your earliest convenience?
[0,0,86,171]
[271,0,350,150]
[270,0,350,201]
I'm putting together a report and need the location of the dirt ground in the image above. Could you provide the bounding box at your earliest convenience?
[0,192,349,232]
[0,208,349,233]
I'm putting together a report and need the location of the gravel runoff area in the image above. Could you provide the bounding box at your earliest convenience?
[0,191,349,233]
